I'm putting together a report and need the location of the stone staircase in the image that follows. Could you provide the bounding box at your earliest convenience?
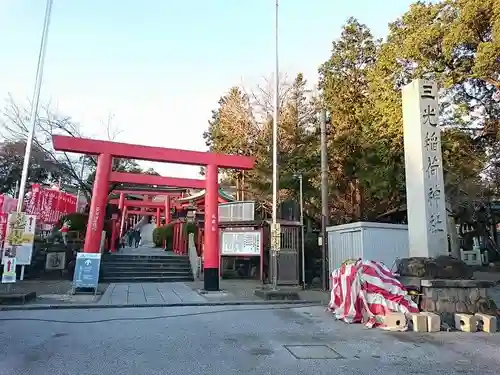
[100,254,194,283]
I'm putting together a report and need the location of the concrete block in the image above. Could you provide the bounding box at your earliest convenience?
[254,289,299,301]
[421,312,441,332]
[382,312,406,330]
[454,313,477,332]
[409,313,428,332]
[475,313,497,333]
[0,292,37,305]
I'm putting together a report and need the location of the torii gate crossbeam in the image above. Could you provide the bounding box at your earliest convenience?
[110,172,205,189]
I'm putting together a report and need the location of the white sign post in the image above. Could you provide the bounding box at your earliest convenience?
[403,79,448,258]
[270,223,281,252]
[1,213,36,280]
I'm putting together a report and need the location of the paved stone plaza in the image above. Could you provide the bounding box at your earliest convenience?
[98,282,206,305]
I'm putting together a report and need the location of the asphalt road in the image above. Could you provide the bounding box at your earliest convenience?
[0,304,499,375]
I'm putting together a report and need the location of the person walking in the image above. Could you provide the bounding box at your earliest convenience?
[119,235,125,250]
[127,229,134,247]
[134,230,141,248]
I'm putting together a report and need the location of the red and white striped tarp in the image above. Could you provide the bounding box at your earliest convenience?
[328,259,419,328]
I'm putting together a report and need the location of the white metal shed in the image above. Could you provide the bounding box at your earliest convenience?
[327,222,409,274]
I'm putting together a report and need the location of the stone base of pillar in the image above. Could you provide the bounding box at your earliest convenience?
[396,256,473,279]
[203,268,219,291]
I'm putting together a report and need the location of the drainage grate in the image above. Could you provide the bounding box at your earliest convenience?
[284,345,344,359]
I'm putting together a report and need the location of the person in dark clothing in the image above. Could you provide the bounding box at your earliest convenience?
[127,229,134,247]
[134,230,141,248]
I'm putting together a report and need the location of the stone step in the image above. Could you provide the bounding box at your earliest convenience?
[102,257,189,264]
[101,270,192,277]
[101,263,191,270]
[101,260,190,266]
[104,253,186,258]
[100,275,194,283]
[100,252,192,283]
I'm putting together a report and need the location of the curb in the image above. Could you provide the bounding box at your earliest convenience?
[0,299,325,312]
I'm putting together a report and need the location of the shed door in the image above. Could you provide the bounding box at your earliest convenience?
[276,226,299,285]
[328,229,363,273]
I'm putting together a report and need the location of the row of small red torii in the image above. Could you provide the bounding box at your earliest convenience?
[108,188,230,255]
[52,135,255,291]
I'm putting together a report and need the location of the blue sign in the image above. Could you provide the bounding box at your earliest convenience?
[73,253,102,290]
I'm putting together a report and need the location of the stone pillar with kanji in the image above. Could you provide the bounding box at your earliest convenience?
[402,79,448,258]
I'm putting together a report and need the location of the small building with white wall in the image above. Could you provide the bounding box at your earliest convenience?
[327,222,409,274]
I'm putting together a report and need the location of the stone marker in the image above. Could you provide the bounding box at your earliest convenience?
[402,79,448,258]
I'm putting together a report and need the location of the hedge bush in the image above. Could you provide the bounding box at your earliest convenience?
[153,224,174,248]
[152,222,197,249]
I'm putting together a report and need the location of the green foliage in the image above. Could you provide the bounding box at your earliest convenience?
[203,74,319,217]
[153,224,174,248]
[319,17,402,221]
[0,140,62,196]
[369,0,498,218]
[55,212,88,232]
[184,222,197,235]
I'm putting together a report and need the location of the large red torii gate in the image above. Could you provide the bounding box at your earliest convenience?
[52,135,255,291]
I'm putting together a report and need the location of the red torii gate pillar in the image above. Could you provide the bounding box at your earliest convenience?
[86,153,112,253]
[156,208,161,227]
[204,164,219,284]
[165,198,171,225]
[118,193,126,237]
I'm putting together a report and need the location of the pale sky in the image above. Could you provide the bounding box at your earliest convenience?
[0,0,416,179]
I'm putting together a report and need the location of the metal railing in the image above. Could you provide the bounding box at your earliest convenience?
[188,233,201,280]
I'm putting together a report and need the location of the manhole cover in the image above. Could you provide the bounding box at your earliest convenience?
[197,289,228,296]
[284,345,343,359]
[249,347,274,356]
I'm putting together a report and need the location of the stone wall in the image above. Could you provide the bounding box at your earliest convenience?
[419,279,497,326]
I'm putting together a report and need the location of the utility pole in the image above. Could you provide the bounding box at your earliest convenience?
[271,0,280,290]
[13,181,19,201]
[320,109,329,291]
[75,157,86,212]
[298,174,305,289]
[16,0,54,211]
